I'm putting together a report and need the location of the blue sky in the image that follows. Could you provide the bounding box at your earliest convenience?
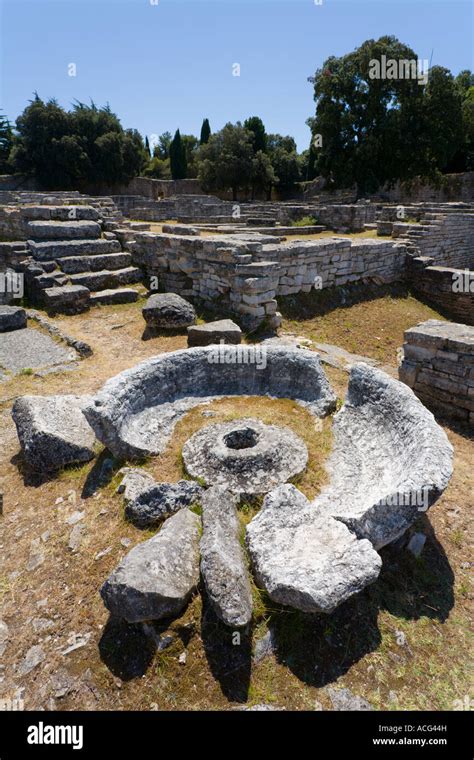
[0,0,472,151]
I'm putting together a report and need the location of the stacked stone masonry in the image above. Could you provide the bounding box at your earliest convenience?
[399,320,474,424]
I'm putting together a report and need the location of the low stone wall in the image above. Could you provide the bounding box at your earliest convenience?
[131,231,407,328]
[407,257,474,325]
[394,212,474,269]
[399,320,474,424]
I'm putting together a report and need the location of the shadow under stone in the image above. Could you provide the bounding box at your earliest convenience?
[81,450,123,499]
[99,615,156,681]
[265,514,455,688]
[200,594,252,703]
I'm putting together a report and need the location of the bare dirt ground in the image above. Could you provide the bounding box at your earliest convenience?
[0,294,471,712]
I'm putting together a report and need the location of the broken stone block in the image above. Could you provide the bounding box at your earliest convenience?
[100,508,201,623]
[12,394,96,471]
[187,319,242,347]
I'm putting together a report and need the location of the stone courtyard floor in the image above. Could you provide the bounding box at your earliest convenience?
[0,291,471,711]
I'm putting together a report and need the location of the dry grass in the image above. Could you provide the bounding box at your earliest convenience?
[0,292,471,712]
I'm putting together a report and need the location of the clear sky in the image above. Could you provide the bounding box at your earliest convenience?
[0,0,472,151]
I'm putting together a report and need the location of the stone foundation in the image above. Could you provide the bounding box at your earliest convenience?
[399,320,474,424]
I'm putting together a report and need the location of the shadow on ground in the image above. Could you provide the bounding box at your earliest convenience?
[96,513,454,700]
[267,516,454,688]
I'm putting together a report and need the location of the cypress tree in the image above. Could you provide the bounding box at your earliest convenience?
[200,118,211,145]
[169,129,187,179]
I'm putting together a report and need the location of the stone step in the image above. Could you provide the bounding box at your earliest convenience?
[69,266,142,292]
[27,220,102,241]
[58,252,132,274]
[90,288,140,306]
[42,284,90,315]
[21,205,100,222]
[28,238,121,261]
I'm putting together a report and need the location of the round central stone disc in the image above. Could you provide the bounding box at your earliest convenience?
[182,418,308,496]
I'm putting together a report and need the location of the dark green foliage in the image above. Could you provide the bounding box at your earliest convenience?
[266,133,301,191]
[308,37,470,194]
[10,95,148,189]
[200,118,211,145]
[169,129,188,180]
[0,111,14,173]
[244,116,267,153]
[198,122,273,200]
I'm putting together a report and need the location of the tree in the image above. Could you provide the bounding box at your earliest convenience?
[11,96,147,189]
[244,116,267,153]
[251,150,276,199]
[422,67,464,173]
[453,71,474,171]
[266,133,301,191]
[198,122,255,200]
[308,36,435,194]
[0,111,14,173]
[200,118,211,145]
[154,131,172,160]
[143,156,171,179]
[145,135,151,158]
[169,129,187,179]
[181,134,199,177]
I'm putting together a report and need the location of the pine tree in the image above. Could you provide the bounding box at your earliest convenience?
[200,118,211,145]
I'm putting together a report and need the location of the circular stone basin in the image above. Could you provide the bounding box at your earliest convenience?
[182,418,308,496]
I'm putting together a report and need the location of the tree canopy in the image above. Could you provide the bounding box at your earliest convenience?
[308,36,470,194]
[9,96,148,189]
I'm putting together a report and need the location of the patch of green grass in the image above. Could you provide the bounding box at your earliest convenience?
[18,367,33,376]
[291,215,319,227]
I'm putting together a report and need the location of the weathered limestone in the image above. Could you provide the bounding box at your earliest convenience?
[27,220,101,240]
[187,319,242,347]
[27,238,121,261]
[101,508,201,623]
[246,485,382,614]
[12,395,96,471]
[125,480,204,528]
[0,305,27,332]
[200,486,253,628]
[399,320,474,424]
[142,293,197,329]
[84,345,337,460]
[42,284,90,315]
[117,468,156,502]
[314,363,453,549]
[182,418,308,495]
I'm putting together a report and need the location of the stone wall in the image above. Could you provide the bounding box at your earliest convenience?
[372,172,474,204]
[94,177,203,200]
[407,257,474,326]
[131,231,407,328]
[399,320,474,424]
[393,212,474,269]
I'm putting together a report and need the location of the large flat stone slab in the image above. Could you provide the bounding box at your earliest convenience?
[0,328,77,376]
[246,484,382,614]
[101,508,201,623]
